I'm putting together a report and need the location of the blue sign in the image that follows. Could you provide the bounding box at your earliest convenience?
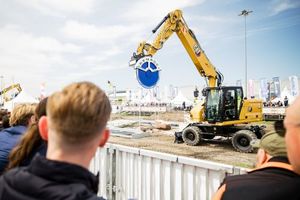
[134,56,161,89]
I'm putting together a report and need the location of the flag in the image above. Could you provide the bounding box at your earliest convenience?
[272,77,281,98]
[248,79,254,97]
[260,78,268,101]
[40,83,46,100]
[289,76,299,96]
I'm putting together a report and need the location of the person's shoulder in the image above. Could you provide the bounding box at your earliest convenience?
[0,167,24,188]
[1,166,26,178]
[9,126,26,134]
[222,173,250,183]
[0,127,10,136]
[0,126,25,136]
[294,175,300,183]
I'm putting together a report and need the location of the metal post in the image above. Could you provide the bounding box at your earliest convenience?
[244,15,247,98]
[239,10,253,98]
[0,76,3,106]
[113,86,116,99]
[139,87,142,128]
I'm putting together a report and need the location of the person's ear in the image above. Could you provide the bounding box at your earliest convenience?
[38,116,48,141]
[256,148,268,167]
[29,115,36,125]
[99,129,110,147]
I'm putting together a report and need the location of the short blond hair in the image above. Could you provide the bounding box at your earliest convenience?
[47,81,111,144]
[9,103,36,126]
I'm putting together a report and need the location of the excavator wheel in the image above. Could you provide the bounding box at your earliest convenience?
[182,126,202,146]
[232,130,257,153]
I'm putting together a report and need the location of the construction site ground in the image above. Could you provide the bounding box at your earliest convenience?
[109,111,275,168]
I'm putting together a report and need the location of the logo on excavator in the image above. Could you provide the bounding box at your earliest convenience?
[134,56,161,89]
[194,44,201,56]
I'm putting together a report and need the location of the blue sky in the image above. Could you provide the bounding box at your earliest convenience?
[0,0,299,96]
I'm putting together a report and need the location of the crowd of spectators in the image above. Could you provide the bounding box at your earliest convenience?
[0,81,299,200]
[263,96,289,107]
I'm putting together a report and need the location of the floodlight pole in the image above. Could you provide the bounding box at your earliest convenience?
[0,76,3,105]
[239,9,253,98]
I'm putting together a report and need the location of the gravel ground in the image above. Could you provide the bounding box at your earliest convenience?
[108,112,275,168]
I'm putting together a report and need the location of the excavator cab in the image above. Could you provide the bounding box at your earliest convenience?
[203,86,243,123]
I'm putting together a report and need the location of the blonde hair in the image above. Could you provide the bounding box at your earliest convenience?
[47,81,111,144]
[9,103,36,126]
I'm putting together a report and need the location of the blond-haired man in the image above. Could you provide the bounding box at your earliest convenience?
[0,103,36,174]
[284,96,300,174]
[0,82,111,200]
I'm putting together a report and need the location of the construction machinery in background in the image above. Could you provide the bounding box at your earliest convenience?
[0,83,22,103]
[129,9,264,153]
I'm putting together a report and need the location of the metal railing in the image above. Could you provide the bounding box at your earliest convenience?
[90,143,247,200]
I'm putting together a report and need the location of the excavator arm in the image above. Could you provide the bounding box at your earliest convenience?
[0,83,22,102]
[130,9,223,87]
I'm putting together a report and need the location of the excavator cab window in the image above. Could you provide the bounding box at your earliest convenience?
[205,87,243,123]
[205,88,222,122]
[223,89,237,121]
[236,88,243,115]
[221,87,243,121]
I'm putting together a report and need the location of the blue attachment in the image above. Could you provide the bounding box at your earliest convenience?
[136,60,160,89]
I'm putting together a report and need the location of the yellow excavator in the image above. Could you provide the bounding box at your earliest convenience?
[0,83,22,102]
[129,9,264,152]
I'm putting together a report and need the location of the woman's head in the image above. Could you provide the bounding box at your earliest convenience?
[7,98,48,170]
[9,103,36,127]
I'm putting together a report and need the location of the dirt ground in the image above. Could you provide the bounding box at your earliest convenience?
[108,112,275,168]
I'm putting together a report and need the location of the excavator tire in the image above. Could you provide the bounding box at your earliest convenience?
[182,126,202,146]
[232,130,257,153]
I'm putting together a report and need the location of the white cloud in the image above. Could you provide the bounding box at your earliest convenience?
[83,47,121,64]
[0,25,80,54]
[62,20,145,44]
[0,25,83,95]
[0,23,135,96]
[190,15,232,23]
[122,0,205,22]
[271,0,300,16]
[17,0,97,16]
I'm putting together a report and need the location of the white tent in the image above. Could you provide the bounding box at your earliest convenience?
[140,92,160,104]
[159,95,172,104]
[171,91,193,106]
[3,90,38,111]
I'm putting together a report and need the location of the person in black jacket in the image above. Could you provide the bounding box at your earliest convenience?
[212,130,300,200]
[0,81,111,200]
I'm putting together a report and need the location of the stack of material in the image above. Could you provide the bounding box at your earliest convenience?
[108,119,150,139]
[153,120,171,130]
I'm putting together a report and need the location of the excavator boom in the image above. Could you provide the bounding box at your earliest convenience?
[0,83,22,102]
[130,9,223,87]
